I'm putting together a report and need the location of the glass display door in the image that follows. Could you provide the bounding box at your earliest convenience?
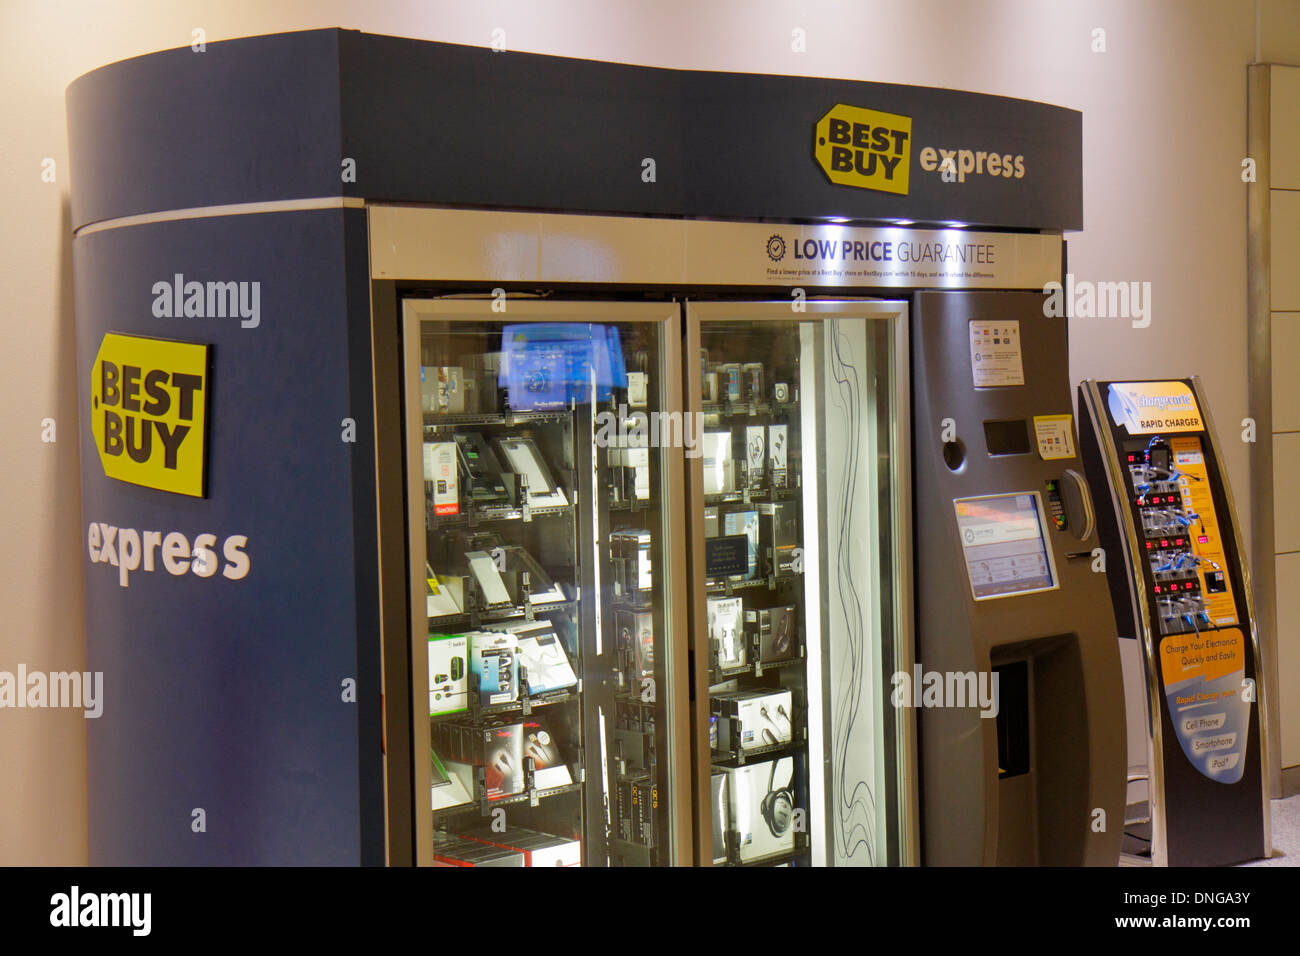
[684,300,915,866]
[402,299,689,867]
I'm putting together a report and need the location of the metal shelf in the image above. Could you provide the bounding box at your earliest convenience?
[427,596,579,627]
[701,401,799,420]
[703,489,799,506]
[608,498,659,513]
[423,410,571,428]
[710,738,803,768]
[732,847,806,867]
[431,688,579,722]
[709,654,804,685]
[704,576,774,595]
[428,501,574,528]
[431,781,583,822]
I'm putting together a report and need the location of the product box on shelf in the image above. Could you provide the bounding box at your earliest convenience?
[616,776,657,847]
[625,446,651,500]
[520,718,574,788]
[707,595,746,671]
[702,431,734,494]
[616,608,655,679]
[433,833,525,867]
[428,633,469,715]
[711,688,794,752]
[753,605,799,663]
[742,363,764,405]
[612,529,653,596]
[759,502,800,577]
[703,506,719,539]
[439,366,465,414]
[627,371,649,408]
[494,436,568,509]
[719,363,742,404]
[610,443,649,504]
[506,621,577,695]
[496,545,569,606]
[422,366,470,416]
[702,369,719,404]
[424,441,459,515]
[454,432,512,504]
[768,424,788,491]
[426,569,465,618]
[464,550,513,607]
[742,425,766,490]
[615,727,654,776]
[431,749,473,811]
[723,509,760,580]
[469,632,519,707]
[711,771,730,864]
[719,756,796,863]
[459,827,582,867]
[433,721,526,800]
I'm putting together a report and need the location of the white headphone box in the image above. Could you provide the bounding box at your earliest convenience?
[720,756,796,863]
[712,688,793,752]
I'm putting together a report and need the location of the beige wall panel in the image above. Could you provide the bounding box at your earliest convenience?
[1274,552,1300,768]
[1271,312,1300,432]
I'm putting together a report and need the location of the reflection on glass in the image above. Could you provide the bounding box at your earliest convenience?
[412,311,674,867]
[697,311,905,867]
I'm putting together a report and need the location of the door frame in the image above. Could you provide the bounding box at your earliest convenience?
[398,297,689,866]
[682,299,915,866]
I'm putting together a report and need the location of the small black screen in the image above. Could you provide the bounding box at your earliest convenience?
[984,419,1032,456]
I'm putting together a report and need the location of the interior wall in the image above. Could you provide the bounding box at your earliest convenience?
[0,0,1277,863]
[1262,64,1300,774]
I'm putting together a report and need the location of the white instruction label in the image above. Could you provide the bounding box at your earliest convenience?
[969,320,1024,387]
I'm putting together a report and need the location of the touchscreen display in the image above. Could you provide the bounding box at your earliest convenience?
[954,493,1056,600]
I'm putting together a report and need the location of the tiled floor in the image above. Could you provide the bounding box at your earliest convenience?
[1120,795,1299,865]
[1239,794,1300,866]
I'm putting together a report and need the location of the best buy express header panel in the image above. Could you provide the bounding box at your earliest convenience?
[68,28,1083,232]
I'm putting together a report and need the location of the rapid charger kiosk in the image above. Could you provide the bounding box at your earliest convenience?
[912,293,1126,866]
[1079,379,1271,866]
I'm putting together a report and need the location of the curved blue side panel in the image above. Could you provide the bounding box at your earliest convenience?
[66,29,344,229]
[73,209,377,865]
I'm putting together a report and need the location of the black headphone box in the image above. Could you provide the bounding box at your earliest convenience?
[758,502,800,577]
[753,605,799,663]
[616,608,655,679]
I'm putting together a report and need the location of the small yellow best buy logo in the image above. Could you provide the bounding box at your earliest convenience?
[813,104,912,195]
[90,333,210,497]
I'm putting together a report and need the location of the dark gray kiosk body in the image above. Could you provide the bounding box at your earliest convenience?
[912,290,1126,865]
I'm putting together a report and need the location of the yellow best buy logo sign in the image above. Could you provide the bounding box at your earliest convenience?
[90,333,210,497]
[814,104,912,195]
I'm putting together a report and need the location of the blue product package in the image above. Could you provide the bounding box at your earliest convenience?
[500,323,627,410]
[470,634,519,707]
